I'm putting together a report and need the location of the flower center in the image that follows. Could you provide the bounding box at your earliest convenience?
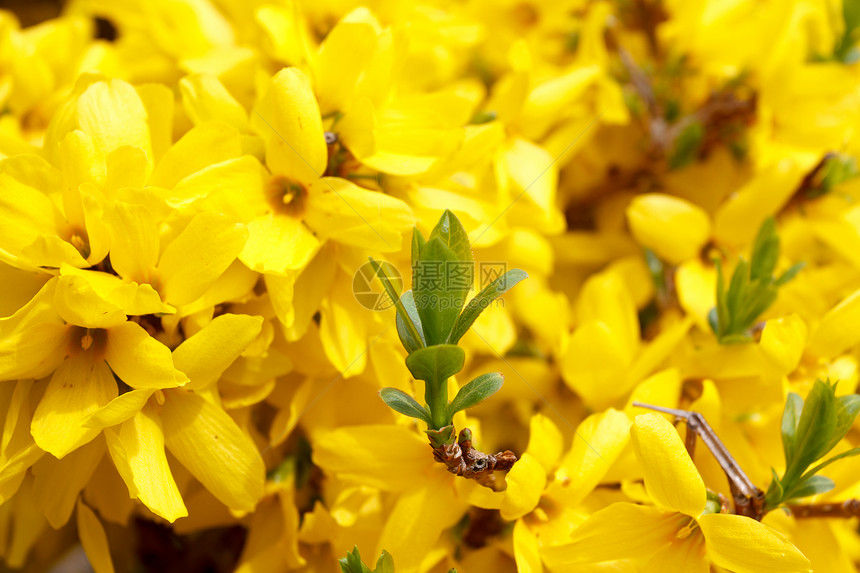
[67,228,91,259]
[69,326,107,358]
[266,176,308,217]
[675,517,700,540]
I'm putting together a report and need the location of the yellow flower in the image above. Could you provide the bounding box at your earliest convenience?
[312,424,468,573]
[543,414,811,573]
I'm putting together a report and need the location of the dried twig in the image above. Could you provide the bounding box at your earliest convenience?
[431,428,517,490]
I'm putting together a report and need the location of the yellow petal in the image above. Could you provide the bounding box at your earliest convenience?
[808,287,860,359]
[631,413,707,517]
[513,519,542,573]
[643,530,708,573]
[253,67,326,184]
[626,194,711,264]
[311,425,432,492]
[75,79,152,158]
[313,11,378,114]
[713,161,806,248]
[541,503,683,566]
[160,389,265,513]
[32,437,103,528]
[31,354,117,458]
[576,271,640,361]
[281,249,337,340]
[699,513,811,573]
[0,322,68,381]
[624,316,692,390]
[106,201,159,284]
[150,122,244,189]
[0,163,64,265]
[552,409,631,507]
[55,266,173,328]
[172,314,263,390]
[109,405,187,522]
[240,214,320,273]
[376,472,467,573]
[54,274,126,329]
[525,413,563,473]
[235,490,303,573]
[76,498,115,573]
[168,155,268,215]
[84,389,155,429]
[179,74,247,131]
[504,137,558,220]
[304,177,414,252]
[560,321,629,409]
[500,452,546,521]
[318,274,368,377]
[759,314,807,373]
[105,322,188,389]
[157,212,248,306]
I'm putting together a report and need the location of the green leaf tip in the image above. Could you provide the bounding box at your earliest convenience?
[379,388,432,426]
[339,546,396,573]
[767,379,860,510]
[447,372,504,421]
[709,217,803,344]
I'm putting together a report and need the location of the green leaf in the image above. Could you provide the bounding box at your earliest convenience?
[374,550,395,573]
[775,262,805,287]
[379,388,432,426]
[711,258,729,338]
[668,121,704,170]
[801,446,860,480]
[428,209,473,266]
[413,238,466,345]
[448,269,528,344]
[785,475,835,501]
[369,258,424,352]
[447,372,504,420]
[781,392,803,465]
[340,546,372,573]
[709,218,802,344]
[395,290,425,353]
[411,227,425,268]
[749,217,779,281]
[784,380,838,484]
[825,393,860,453]
[765,468,784,509]
[405,345,466,383]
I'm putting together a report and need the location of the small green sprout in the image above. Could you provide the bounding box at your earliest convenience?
[709,217,804,344]
[369,210,526,486]
[339,547,394,573]
[765,379,860,511]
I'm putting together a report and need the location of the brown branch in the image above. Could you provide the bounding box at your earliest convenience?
[788,500,860,519]
[431,428,517,490]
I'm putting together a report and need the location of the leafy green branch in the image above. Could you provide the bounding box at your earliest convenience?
[766,379,860,511]
[708,217,803,344]
[369,210,525,486]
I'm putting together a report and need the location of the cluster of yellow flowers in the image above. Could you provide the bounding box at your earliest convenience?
[2,0,860,571]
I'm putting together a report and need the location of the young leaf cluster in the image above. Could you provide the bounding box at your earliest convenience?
[765,380,860,510]
[339,547,394,573]
[370,210,527,437]
[708,217,803,344]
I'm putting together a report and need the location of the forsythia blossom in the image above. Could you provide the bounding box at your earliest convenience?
[0,0,859,572]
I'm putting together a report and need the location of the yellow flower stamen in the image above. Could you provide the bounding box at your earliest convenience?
[266,176,308,217]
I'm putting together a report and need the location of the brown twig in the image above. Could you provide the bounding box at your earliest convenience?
[431,428,517,490]
[788,500,860,519]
